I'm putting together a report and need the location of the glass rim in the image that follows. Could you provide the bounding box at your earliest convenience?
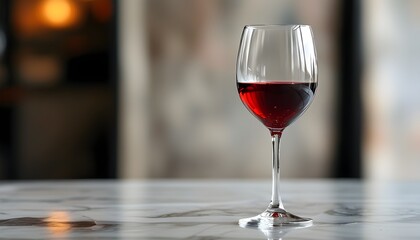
[244,24,312,30]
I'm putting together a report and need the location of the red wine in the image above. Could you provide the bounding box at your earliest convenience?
[237,81,316,132]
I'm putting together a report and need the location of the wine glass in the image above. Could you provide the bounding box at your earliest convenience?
[236,25,317,228]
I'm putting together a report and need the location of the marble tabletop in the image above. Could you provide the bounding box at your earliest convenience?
[0,179,419,239]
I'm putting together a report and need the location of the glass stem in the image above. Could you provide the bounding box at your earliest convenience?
[270,132,285,210]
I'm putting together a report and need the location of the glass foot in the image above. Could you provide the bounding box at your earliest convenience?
[239,207,312,229]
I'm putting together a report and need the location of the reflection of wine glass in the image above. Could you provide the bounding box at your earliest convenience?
[240,224,311,240]
[236,25,317,228]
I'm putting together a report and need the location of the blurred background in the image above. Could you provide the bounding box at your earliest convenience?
[0,0,418,180]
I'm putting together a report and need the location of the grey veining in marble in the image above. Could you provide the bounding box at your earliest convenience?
[0,180,419,239]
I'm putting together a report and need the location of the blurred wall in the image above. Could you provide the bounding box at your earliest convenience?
[363,0,420,180]
[118,0,340,178]
[2,0,417,180]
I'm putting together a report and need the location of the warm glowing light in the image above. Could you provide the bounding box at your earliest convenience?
[41,0,78,28]
[45,211,71,236]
